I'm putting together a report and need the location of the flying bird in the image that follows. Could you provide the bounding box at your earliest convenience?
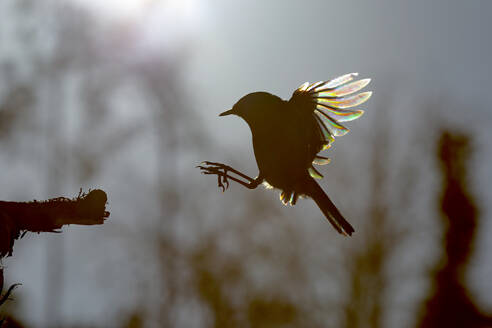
[198,73,372,236]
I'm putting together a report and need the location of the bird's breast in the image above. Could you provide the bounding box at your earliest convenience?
[251,117,312,189]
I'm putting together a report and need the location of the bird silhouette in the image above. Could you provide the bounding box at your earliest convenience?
[199,73,371,236]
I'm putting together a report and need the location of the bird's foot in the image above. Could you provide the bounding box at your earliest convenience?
[197,161,231,192]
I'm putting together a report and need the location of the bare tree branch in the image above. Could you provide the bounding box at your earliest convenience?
[0,189,109,258]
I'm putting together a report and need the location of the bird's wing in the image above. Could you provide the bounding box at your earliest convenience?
[289,73,371,179]
[291,72,371,149]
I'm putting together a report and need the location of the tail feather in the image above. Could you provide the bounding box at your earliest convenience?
[306,178,354,236]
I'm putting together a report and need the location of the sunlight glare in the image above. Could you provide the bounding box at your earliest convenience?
[66,0,206,63]
[68,0,201,23]
[70,0,151,19]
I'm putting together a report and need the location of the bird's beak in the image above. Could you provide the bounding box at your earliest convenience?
[219,109,235,117]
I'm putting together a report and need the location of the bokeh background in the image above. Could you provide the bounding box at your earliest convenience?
[0,0,491,327]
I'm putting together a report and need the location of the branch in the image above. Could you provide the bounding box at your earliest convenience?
[0,189,110,258]
[0,283,21,307]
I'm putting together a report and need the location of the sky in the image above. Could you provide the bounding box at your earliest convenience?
[1,0,492,326]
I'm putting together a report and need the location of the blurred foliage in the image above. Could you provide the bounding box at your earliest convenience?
[0,86,33,142]
[190,237,301,328]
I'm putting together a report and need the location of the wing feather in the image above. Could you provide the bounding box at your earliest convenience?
[314,78,371,98]
[313,73,358,91]
[315,103,364,122]
[313,155,331,165]
[291,73,371,166]
[315,110,349,137]
[308,165,324,179]
[316,91,372,109]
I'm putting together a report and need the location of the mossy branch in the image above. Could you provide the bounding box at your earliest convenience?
[0,189,109,314]
[0,189,110,258]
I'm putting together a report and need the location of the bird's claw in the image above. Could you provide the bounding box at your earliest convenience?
[197,161,230,192]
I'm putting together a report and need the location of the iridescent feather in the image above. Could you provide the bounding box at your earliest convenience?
[313,73,358,91]
[313,155,331,165]
[307,81,325,91]
[315,110,349,136]
[314,115,336,144]
[308,166,324,179]
[280,191,289,205]
[316,104,364,122]
[297,82,309,92]
[289,192,298,205]
[294,73,371,170]
[316,91,372,109]
[314,78,371,98]
[279,191,298,206]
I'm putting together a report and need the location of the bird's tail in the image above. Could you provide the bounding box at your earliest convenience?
[305,178,354,236]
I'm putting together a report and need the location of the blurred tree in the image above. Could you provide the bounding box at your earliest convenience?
[418,131,492,328]
[340,95,412,328]
[188,227,305,328]
[0,86,33,143]
[0,1,148,325]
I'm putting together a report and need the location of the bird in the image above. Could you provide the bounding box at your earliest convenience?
[198,73,371,236]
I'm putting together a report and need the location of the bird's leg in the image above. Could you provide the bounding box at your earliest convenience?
[197,161,262,191]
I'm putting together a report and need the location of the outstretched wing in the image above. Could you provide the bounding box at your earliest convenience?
[291,73,372,179]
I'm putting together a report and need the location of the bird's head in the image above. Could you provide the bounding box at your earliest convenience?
[220,92,282,127]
